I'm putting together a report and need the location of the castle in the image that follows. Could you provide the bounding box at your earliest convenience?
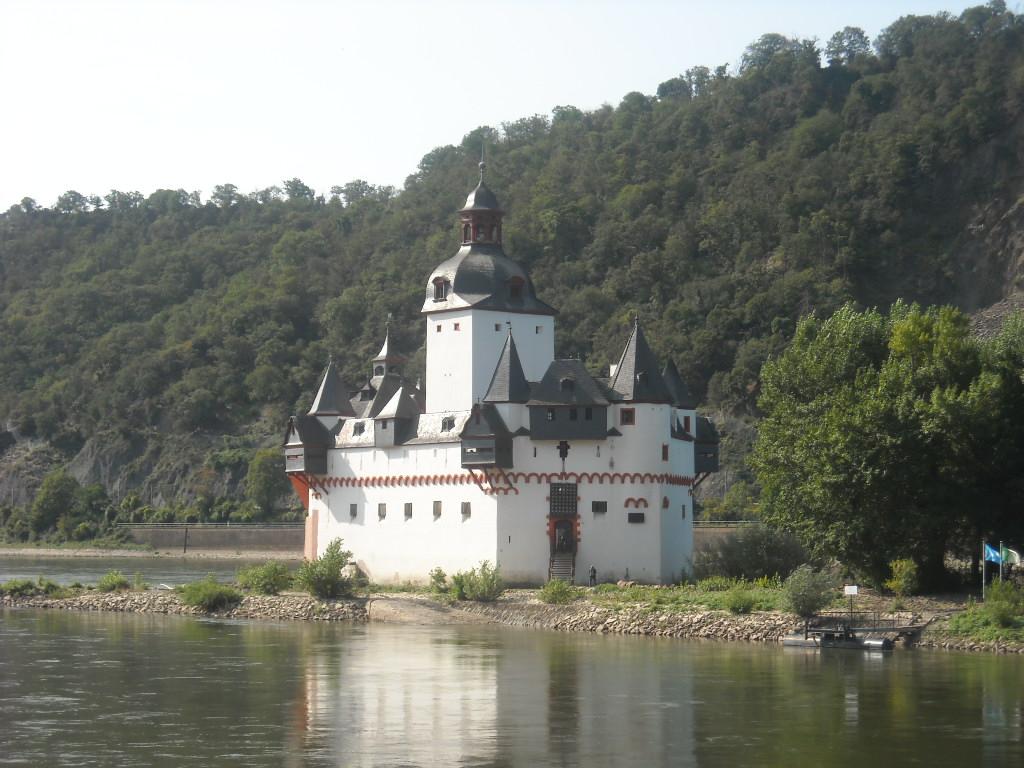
[284,165,718,584]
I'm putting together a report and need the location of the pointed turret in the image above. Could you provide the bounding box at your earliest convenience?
[609,320,672,402]
[308,360,355,417]
[483,331,531,403]
[662,359,697,409]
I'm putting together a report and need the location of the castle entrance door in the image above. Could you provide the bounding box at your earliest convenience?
[548,482,578,555]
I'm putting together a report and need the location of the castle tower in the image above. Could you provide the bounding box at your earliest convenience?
[421,162,556,412]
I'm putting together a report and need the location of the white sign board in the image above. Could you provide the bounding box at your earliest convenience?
[844,585,859,596]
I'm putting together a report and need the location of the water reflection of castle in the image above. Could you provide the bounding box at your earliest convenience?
[296,626,696,767]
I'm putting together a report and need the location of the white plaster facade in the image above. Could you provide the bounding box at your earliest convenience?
[287,172,714,585]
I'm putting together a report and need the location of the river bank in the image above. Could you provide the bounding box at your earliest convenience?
[0,546,301,560]
[8,588,1022,652]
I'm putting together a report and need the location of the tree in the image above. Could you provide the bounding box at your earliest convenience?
[245,448,289,518]
[752,303,1024,588]
[825,27,871,65]
[29,471,81,534]
[211,183,240,208]
[283,178,314,201]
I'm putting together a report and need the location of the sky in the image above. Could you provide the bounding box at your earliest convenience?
[0,0,993,209]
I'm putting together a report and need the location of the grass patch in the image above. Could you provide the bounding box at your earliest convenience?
[588,581,786,613]
[176,576,242,612]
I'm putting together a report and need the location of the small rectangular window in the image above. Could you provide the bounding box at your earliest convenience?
[433,500,442,519]
[381,420,388,431]
[592,501,607,514]
[535,326,542,334]
[349,503,358,519]
[683,415,691,432]
[627,512,645,524]
[681,505,686,520]
[378,503,386,520]
[494,323,501,332]
[461,501,471,519]
[569,408,578,421]
[436,324,442,332]
[661,444,669,461]
[404,502,412,520]
[353,422,365,435]
[453,322,460,331]
[584,407,593,421]
[546,408,556,422]
[620,408,635,426]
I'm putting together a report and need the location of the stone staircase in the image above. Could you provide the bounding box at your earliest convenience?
[548,552,575,584]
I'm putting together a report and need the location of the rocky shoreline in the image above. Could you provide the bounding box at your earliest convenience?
[4,591,1022,653]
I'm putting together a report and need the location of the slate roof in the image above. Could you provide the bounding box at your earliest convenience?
[350,372,406,419]
[460,403,511,439]
[375,386,421,421]
[460,180,502,212]
[527,359,609,406]
[608,321,672,403]
[283,414,333,448]
[372,329,404,364]
[662,359,697,409]
[308,361,356,417]
[483,332,531,403]
[421,244,557,316]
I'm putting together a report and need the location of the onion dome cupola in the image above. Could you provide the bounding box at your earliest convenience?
[422,163,556,317]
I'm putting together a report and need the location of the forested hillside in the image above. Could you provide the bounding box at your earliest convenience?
[1,3,1022,533]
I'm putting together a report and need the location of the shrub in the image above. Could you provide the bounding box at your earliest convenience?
[784,565,836,617]
[132,572,149,591]
[1,578,38,597]
[428,567,448,594]
[36,577,63,596]
[984,580,1023,628]
[694,524,808,581]
[295,539,353,599]
[177,576,242,611]
[237,561,292,595]
[451,561,504,602]
[884,558,918,597]
[97,570,131,593]
[539,579,577,604]
[724,585,756,614]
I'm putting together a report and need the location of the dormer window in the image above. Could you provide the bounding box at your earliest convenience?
[373,365,384,376]
[636,371,649,386]
[433,278,450,302]
[507,277,524,300]
[560,377,575,393]
[441,416,455,432]
[353,422,365,435]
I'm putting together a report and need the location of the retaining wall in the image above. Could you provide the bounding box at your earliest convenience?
[120,524,304,553]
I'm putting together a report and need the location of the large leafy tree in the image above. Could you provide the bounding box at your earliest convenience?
[752,303,1024,588]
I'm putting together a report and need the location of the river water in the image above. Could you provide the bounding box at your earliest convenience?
[0,555,287,588]
[1,606,1023,767]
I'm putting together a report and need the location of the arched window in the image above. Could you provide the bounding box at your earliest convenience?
[463,223,471,242]
[373,365,384,376]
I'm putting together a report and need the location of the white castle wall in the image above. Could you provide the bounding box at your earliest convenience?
[425,310,554,412]
[310,443,497,583]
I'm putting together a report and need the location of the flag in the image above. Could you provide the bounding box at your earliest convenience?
[984,544,1002,564]
[1001,545,1022,565]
